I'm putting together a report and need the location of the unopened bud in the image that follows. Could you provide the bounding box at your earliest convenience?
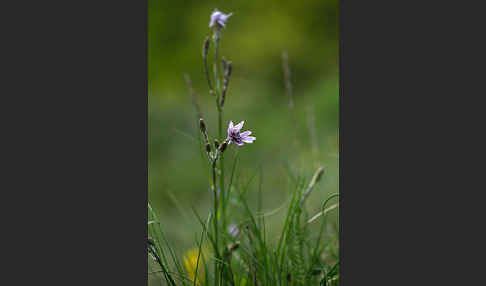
[222,57,227,70]
[218,141,228,153]
[202,37,210,58]
[214,139,220,149]
[199,118,212,154]
[313,167,325,184]
[220,61,232,107]
[199,118,206,133]
[225,61,232,78]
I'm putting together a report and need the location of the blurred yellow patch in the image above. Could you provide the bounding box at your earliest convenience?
[184,248,204,284]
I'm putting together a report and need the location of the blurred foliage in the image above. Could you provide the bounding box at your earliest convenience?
[149,0,339,251]
[149,0,338,99]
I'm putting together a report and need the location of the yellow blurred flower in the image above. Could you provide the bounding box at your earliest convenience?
[184,248,204,284]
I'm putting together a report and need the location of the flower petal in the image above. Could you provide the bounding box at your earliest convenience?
[229,121,234,129]
[221,13,232,21]
[236,142,244,146]
[234,121,244,131]
[242,136,256,143]
[209,10,221,27]
[240,131,252,138]
[209,9,232,28]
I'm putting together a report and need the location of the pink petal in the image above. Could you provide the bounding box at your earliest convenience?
[209,10,221,27]
[242,136,255,143]
[234,121,244,131]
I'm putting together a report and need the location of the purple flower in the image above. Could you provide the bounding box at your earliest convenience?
[227,121,256,146]
[228,224,240,238]
[209,9,233,28]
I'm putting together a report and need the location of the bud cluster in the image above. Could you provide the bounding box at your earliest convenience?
[199,118,212,154]
[202,36,210,59]
[218,138,229,154]
[199,118,230,159]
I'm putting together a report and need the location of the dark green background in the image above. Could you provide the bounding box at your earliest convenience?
[149,0,339,249]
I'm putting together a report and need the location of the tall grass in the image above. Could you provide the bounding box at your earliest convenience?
[148,9,339,286]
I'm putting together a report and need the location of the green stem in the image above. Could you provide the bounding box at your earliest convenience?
[213,27,227,240]
[211,157,219,285]
[218,110,226,228]
[212,27,227,286]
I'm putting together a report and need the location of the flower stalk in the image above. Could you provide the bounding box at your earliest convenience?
[204,10,246,285]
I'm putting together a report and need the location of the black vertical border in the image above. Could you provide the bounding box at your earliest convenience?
[144,0,149,281]
[2,0,149,284]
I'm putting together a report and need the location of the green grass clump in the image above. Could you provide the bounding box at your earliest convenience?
[149,169,339,286]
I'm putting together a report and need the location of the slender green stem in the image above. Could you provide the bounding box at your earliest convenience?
[192,215,209,286]
[218,109,223,140]
[218,110,226,229]
[213,27,227,244]
[211,157,219,285]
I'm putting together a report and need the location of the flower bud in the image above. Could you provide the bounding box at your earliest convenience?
[313,167,325,184]
[202,36,210,58]
[199,117,212,154]
[220,61,232,107]
[225,61,232,78]
[222,57,227,70]
[199,118,206,133]
[218,141,228,153]
[214,139,220,149]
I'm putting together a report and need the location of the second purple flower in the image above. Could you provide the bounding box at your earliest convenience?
[209,9,233,28]
[227,121,256,146]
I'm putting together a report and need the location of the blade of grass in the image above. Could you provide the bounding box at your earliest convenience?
[192,213,210,286]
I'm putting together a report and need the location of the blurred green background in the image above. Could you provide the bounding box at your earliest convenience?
[149,0,339,252]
